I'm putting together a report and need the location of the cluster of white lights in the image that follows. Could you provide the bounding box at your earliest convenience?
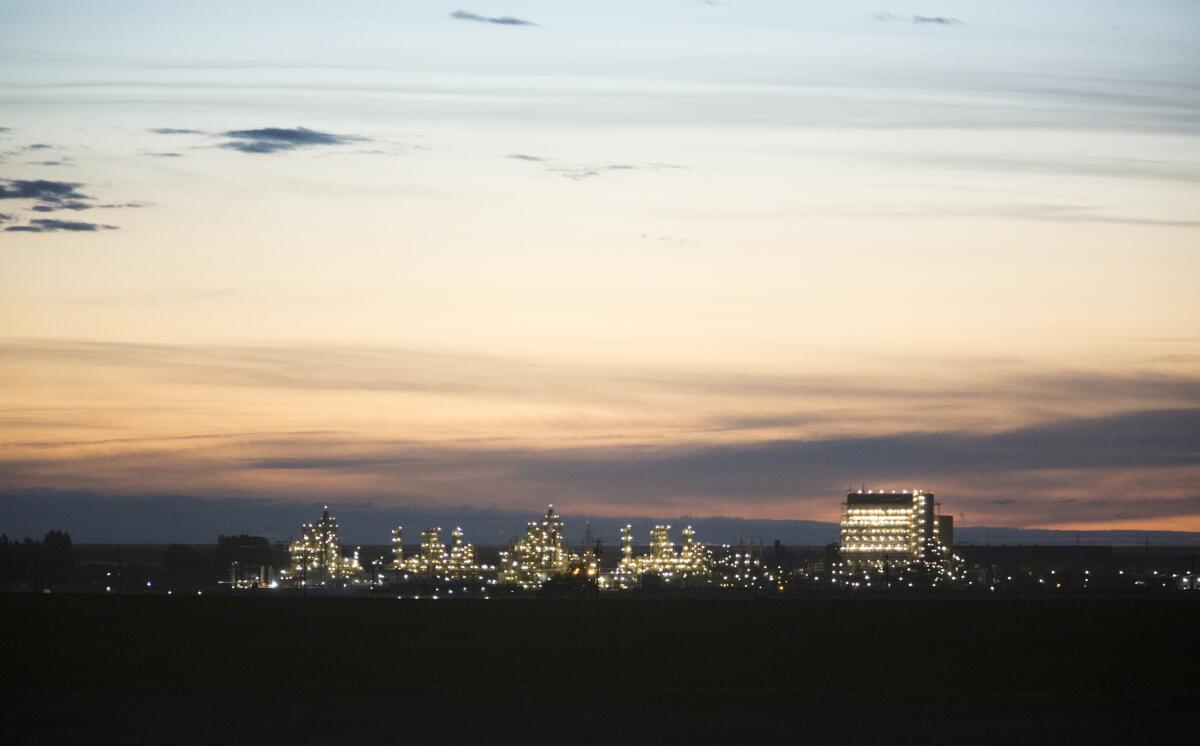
[838,489,953,580]
[611,524,714,588]
[712,542,780,590]
[383,525,485,581]
[280,506,363,587]
[497,505,593,589]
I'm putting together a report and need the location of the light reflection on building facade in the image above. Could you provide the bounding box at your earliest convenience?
[836,489,954,584]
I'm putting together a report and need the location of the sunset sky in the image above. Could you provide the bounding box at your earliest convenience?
[2,1,1199,532]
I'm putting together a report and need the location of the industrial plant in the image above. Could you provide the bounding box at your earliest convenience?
[266,491,966,595]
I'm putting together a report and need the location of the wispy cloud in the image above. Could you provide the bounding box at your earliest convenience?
[219,126,365,154]
[2,340,1198,525]
[993,205,1200,229]
[450,10,538,26]
[876,13,963,26]
[874,152,1200,185]
[147,126,369,155]
[506,154,686,181]
[0,178,143,231]
[4,218,118,233]
[98,201,150,210]
[232,409,1200,525]
[2,408,1197,527]
[147,128,205,135]
[29,201,90,212]
[912,15,962,25]
[696,202,1200,230]
[3,339,1198,445]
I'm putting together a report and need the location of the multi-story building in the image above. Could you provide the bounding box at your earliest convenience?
[837,489,951,574]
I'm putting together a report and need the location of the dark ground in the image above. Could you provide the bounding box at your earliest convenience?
[2,594,1197,744]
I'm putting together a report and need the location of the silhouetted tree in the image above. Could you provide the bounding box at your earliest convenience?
[0,530,75,589]
[41,530,74,584]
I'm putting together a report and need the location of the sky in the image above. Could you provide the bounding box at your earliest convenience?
[1,1,1199,535]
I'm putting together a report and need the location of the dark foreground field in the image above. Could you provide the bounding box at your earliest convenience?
[3,595,1198,744]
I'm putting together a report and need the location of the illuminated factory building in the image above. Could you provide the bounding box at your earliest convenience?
[282,506,363,586]
[611,524,713,588]
[391,526,482,580]
[391,526,404,568]
[498,505,572,589]
[272,497,965,594]
[413,527,449,575]
[499,505,601,589]
[838,489,952,573]
[713,539,777,590]
[447,527,480,579]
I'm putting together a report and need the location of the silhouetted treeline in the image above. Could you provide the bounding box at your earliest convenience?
[0,530,74,591]
[0,531,289,592]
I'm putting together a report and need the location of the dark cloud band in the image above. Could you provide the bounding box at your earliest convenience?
[4,218,118,233]
[0,178,139,230]
[219,126,364,154]
[0,179,91,204]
